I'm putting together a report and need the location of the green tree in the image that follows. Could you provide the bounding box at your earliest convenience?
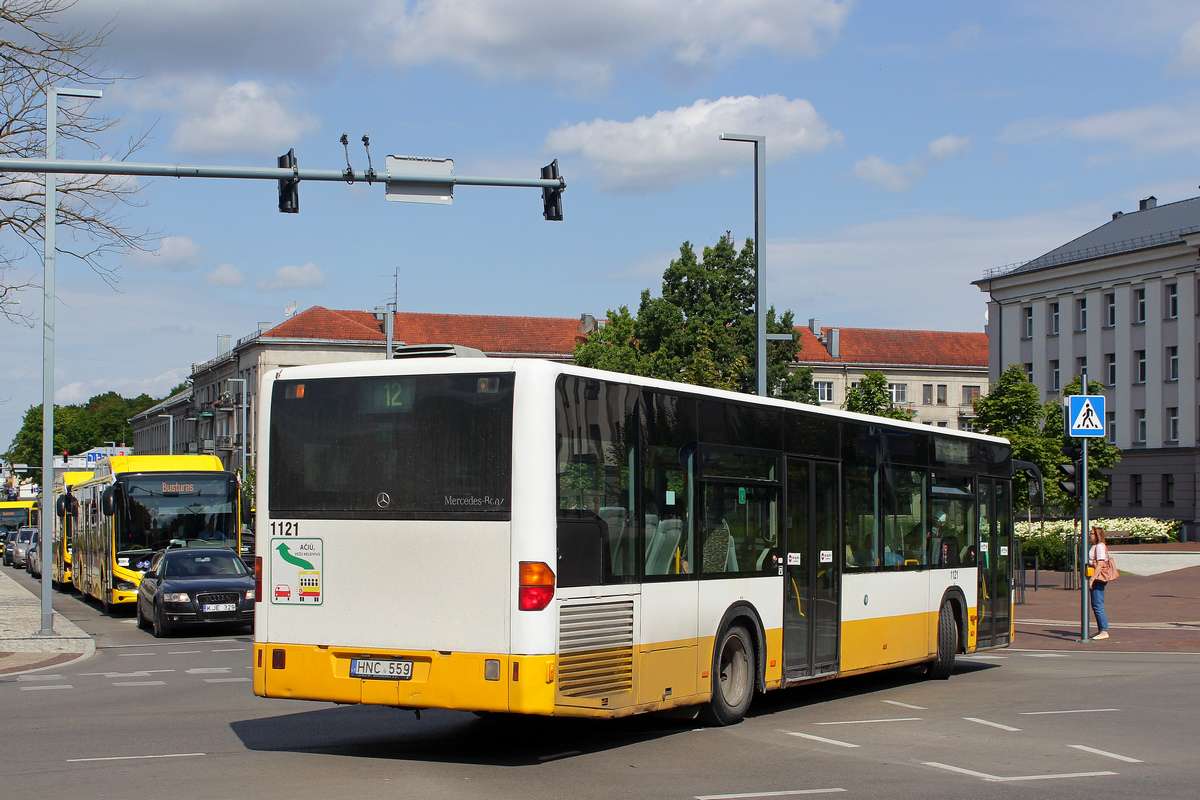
[973,366,1120,512]
[574,235,817,402]
[841,371,914,421]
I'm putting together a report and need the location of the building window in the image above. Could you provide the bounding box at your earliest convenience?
[960,419,975,432]
[1164,474,1175,505]
[1101,480,1112,505]
[936,421,948,428]
[922,384,933,405]
[1135,287,1146,323]
[888,383,907,404]
[1077,356,1087,375]
[1049,360,1060,391]
[1105,353,1116,385]
[1077,298,1087,331]
[1105,293,1116,326]
[1135,409,1147,443]
[1049,302,1060,335]
[815,381,834,403]
[1167,346,1179,380]
[1106,411,1116,444]
[1166,283,1178,319]
[961,385,981,405]
[1168,407,1179,442]
[936,384,947,405]
[1131,474,1143,505]
[1023,363,1033,380]
[1135,350,1146,384]
[1023,306,1033,338]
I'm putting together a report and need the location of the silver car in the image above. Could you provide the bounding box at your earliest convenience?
[25,528,42,578]
[11,526,36,569]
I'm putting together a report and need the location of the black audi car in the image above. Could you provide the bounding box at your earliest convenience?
[136,548,255,638]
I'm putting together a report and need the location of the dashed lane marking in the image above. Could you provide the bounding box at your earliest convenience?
[20,684,73,691]
[68,753,205,763]
[964,717,1021,732]
[80,670,174,678]
[204,678,252,683]
[186,667,231,674]
[212,648,246,652]
[1019,708,1118,716]
[813,717,921,725]
[783,732,859,749]
[882,700,926,710]
[112,681,167,686]
[1069,745,1144,763]
[695,790,846,799]
[117,652,156,657]
[16,674,65,681]
[922,762,1116,782]
[168,650,201,655]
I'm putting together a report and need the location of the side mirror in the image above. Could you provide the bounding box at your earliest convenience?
[101,486,115,517]
[143,570,157,580]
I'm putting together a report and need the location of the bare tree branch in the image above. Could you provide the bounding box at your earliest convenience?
[1,0,155,301]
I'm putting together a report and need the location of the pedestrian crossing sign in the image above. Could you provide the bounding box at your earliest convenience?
[1066,394,1106,437]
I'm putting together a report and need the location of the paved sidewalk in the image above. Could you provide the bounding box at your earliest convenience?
[0,568,94,676]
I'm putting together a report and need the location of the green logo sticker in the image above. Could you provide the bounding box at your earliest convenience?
[270,537,323,605]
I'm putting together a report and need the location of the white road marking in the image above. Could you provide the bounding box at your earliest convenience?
[212,648,246,652]
[117,652,156,657]
[204,677,252,683]
[112,681,167,686]
[20,684,73,691]
[1069,745,1144,763]
[922,761,1116,782]
[783,732,859,748]
[1020,708,1118,716]
[964,717,1021,732]
[67,752,206,763]
[168,650,201,655]
[1024,653,1068,658]
[813,717,921,725]
[963,654,1007,660]
[696,790,846,799]
[16,674,64,681]
[882,700,926,709]
[81,670,175,678]
[186,667,231,674]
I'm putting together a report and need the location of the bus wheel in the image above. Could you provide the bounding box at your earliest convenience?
[152,603,172,639]
[927,601,958,680]
[700,624,755,726]
[101,593,112,616]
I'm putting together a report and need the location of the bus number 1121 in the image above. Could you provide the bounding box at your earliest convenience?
[271,521,300,536]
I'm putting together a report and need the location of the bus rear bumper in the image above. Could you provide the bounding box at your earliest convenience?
[253,643,557,715]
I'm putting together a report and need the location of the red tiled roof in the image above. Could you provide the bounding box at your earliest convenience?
[792,327,988,368]
[262,306,584,356]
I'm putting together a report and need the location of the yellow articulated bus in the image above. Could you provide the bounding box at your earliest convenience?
[50,471,94,589]
[253,359,1013,725]
[71,455,242,613]
[0,499,39,537]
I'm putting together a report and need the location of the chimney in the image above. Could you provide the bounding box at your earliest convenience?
[1139,196,1157,211]
[808,317,820,336]
[217,334,231,356]
[258,321,272,334]
[1112,211,1123,220]
[828,328,840,359]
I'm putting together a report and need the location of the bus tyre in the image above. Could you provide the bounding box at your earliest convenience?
[152,603,172,638]
[700,624,755,726]
[927,601,958,680]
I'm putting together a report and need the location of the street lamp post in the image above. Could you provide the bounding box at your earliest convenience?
[157,414,174,455]
[227,378,248,481]
[37,86,103,638]
[720,133,768,396]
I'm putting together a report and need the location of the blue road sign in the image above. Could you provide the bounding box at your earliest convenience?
[1067,394,1106,437]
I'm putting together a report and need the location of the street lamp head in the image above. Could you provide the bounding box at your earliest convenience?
[51,87,103,99]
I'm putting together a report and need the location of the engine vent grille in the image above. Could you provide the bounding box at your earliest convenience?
[557,600,634,698]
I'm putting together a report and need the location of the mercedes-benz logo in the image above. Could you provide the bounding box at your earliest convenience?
[376,492,391,508]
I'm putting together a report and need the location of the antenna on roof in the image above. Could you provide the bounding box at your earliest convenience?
[284,301,297,319]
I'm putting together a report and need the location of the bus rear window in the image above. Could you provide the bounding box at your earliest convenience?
[269,373,514,520]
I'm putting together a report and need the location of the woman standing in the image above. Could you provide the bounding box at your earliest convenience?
[1088,526,1111,640]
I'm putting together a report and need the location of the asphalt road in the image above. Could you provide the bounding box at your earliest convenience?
[2,565,1197,800]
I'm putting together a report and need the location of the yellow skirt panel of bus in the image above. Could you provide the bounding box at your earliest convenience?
[254,643,555,715]
[839,611,937,673]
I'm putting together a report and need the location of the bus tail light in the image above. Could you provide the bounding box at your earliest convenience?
[518,561,555,611]
[254,556,262,603]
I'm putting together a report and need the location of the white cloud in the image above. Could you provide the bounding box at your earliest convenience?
[947,22,982,49]
[546,95,841,192]
[1000,105,1200,152]
[380,0,852,89]
[54,368,190,406]
[854,134,971,192]
[256,263,326,292]
[206,263,247,287]
[1168,20,1200,75]
[129,236,201,271]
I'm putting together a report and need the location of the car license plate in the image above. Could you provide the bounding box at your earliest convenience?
[202,603,237,613]
[350,658,413,680]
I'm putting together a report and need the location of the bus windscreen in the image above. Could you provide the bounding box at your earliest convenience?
[120,475,238,554]
[269,373,514,519]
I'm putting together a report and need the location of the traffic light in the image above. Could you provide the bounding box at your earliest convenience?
[540,159,563,221]
[1057,445,1082,499]
[278,149,299,213]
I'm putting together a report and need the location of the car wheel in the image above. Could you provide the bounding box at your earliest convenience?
[926,601,958,680]
[152,603,171,638]
[699,623,756,726]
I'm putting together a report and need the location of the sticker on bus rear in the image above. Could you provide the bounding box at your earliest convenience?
[271,537,323,605]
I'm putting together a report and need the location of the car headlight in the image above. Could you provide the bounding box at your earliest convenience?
[116,581,137,591]
[245,589,255,601]
[163,592,191,603]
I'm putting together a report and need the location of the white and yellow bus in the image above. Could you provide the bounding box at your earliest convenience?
[253,359,1013,725]
[71,455,242,613]
[50,470,94,589]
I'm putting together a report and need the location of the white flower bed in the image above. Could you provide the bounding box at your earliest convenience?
[1015,517,1180,542]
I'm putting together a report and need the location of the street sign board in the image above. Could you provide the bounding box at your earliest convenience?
[1066,394,1106,437]
[385,156,454,205]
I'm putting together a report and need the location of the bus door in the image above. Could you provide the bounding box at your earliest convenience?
[976,478,1012,648]
[783,457,840,680]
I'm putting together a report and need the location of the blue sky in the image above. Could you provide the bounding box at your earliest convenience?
[3,0,1200,448]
